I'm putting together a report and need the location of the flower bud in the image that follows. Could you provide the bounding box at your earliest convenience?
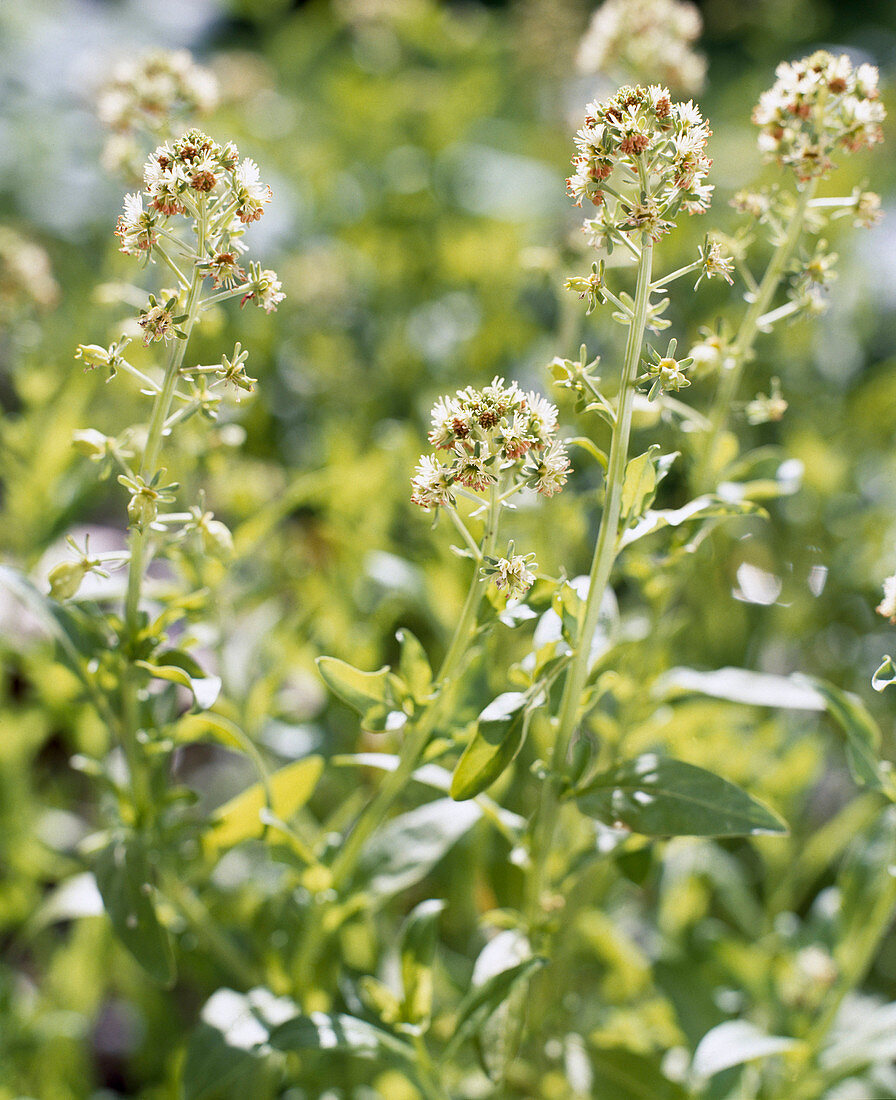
[72,428,112,460]
[128,491,158,529]
[48,560,90,601]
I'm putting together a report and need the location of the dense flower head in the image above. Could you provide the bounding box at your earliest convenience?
[98,50,218,136]
[568,85,713,241]
[878,573,896,623]
[577,0,706,95]
[752,51,885,179]
[411,379,569,510]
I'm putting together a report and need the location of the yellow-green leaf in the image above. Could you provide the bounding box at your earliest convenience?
[203,756,324,858]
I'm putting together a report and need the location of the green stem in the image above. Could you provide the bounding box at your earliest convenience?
[698,178,818,488]
[293,484,502,1005]
[527,231,654,924]
[120,204,206,822]
[329,479,502,890]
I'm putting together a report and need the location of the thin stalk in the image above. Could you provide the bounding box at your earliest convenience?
[292,485,502,1005]
[527,230,654,923]
[651,260,701,290]
[698,178,818,487]
[328,479,502,890]
[120,202,207,821]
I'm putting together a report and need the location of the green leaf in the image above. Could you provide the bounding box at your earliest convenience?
[203,756,324,858]
[566,435,608,471]
[445,956,545,1060]
[451,692,530,801]
[396,628,433,702]
[267,1011,417,1067]
[358,798,482,899]
[619,496,764,550]
[803,677,893,795]
[659,666,825,710]
[136,655,221,712]
[93,835,176,986]
[589,1047,691,1099]
[400,898,445,1026]
[574,754,787,837]
[620,446,660,525]
[330,753,525,838]
[316,655,395,715]
[181,988,292,1100]
[692,1020,798,1082]
[873,655,896,693]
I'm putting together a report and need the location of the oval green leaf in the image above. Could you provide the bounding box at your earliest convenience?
[451,693,529,801]
[574,754,787,837]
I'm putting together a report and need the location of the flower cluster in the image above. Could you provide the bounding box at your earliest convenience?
[878,573,896,624]
[567,85,713,242]
[112,129,283,312]
[98,50,218,135]
[482,545,538,600]
[411,379,570,510]
[752,51,885,179]
[98,50,219,180]
[576,0,706,95]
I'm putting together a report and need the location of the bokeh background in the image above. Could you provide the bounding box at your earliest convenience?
[2,1,896,1096]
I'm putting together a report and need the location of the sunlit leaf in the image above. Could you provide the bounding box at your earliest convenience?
[136,657,221,712]
[316,655,397,717]
[451,692,530,801]
[202,756,324,858]
[692,1020,798,1081]
[873,655,896,693]
[574,754,787,837]
[358,798,481,898]
[400,898,445,1026]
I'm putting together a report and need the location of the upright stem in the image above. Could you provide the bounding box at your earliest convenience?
[527,231,654,923]
[120,202,206,822]
[294,485,502,1004]
[329,481,502,889]
[698,179,817,488]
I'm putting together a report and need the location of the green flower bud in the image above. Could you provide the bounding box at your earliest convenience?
[48,560,90,601]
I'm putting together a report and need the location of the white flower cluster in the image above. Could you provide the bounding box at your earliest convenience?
[485,550,538,600]
[98,50,218,136]
[567,85,713,242]
[577,0,706,95]
[878,573,896,623]
[411,379,570,510]
[753,51,885,179]
[113,129,283,313]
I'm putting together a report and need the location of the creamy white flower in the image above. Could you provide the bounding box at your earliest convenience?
[878,574,896,622]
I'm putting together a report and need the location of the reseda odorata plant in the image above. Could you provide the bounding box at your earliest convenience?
[39,124,284,986]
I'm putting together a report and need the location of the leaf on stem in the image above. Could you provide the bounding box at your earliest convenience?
[573,754,787,837]
[450,692,531,801]
[202,756,324,859]
[93,834,176,986]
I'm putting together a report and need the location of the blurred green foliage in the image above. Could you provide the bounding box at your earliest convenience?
[2,0,896,1097]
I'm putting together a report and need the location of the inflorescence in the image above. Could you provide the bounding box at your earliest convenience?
[411,380,570,510]
[567,84,712,243]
